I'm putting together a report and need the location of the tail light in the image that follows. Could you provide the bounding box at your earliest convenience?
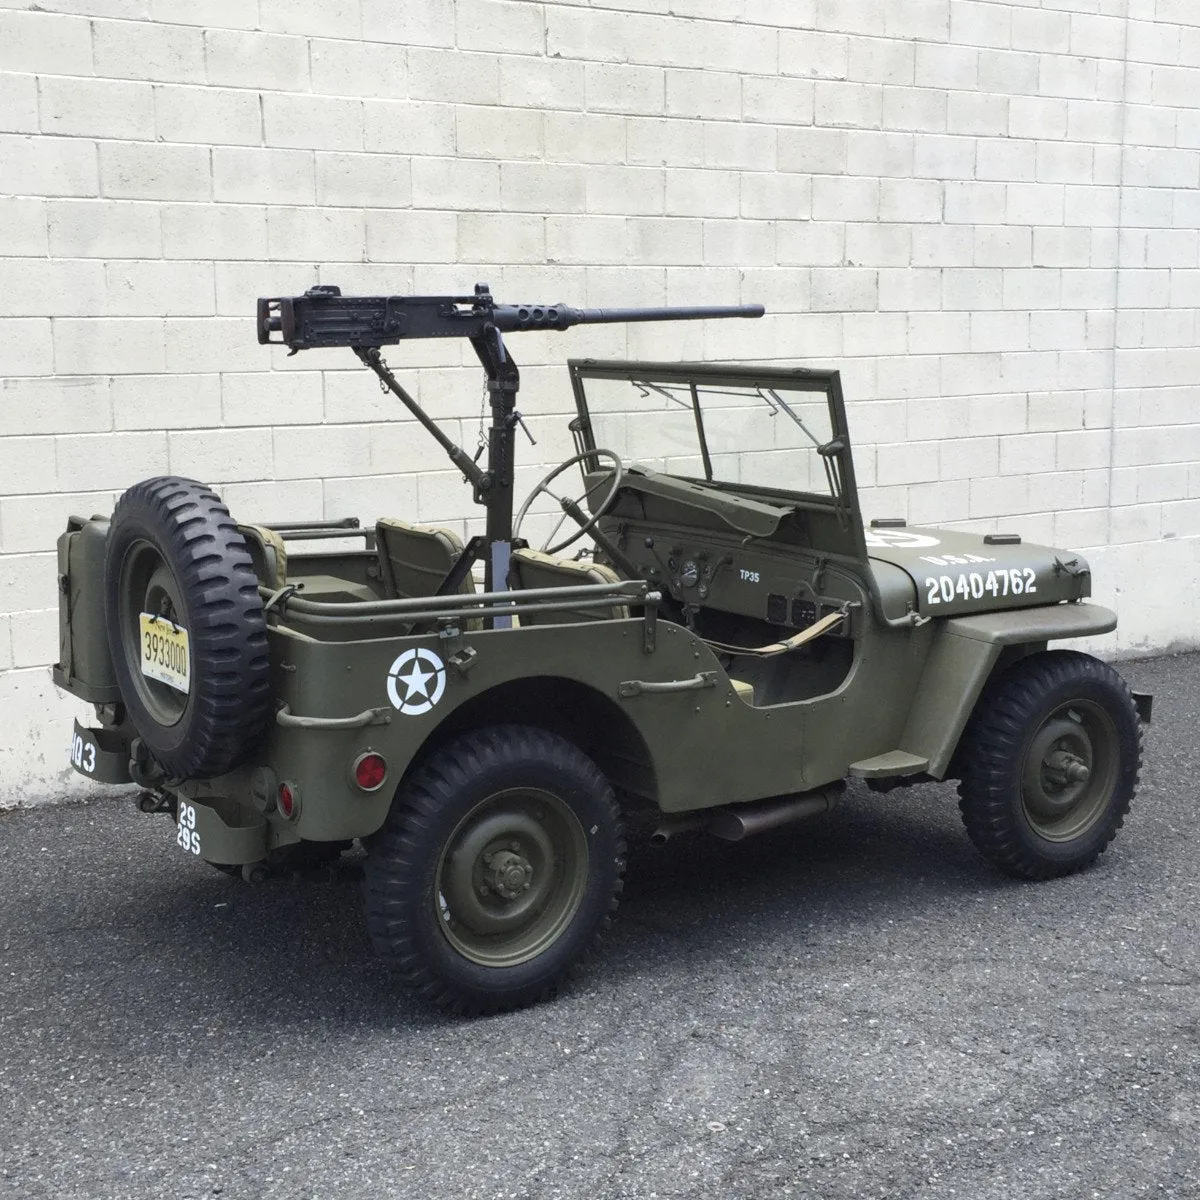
[353,752,388,792]
[278,781,299,819]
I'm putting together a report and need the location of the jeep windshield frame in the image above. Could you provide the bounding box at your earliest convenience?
[567,360,866,557]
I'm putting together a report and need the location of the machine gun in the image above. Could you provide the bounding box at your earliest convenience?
[256,283,764,595]
[257,282,762,350]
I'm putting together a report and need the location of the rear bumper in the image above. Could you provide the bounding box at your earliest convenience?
[70,721,132,785]
[174,794,268,866]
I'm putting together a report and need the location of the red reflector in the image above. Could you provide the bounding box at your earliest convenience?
[278,782,295,818]
[354,753,387,792]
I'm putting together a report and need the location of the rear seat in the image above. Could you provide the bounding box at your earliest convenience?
[375,518,474,601]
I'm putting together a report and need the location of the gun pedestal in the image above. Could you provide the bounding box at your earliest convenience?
[469,328,520,602]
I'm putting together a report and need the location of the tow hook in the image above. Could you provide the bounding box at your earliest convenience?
[136,789,174,816]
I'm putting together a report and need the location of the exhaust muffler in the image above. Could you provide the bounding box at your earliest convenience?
[650,786,842,846]
[707,786,841,842]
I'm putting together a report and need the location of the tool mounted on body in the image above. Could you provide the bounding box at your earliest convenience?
[257,283,765,595]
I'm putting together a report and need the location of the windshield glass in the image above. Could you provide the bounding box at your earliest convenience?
[579,372,841,500]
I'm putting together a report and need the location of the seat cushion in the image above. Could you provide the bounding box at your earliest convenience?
[376,517,473,600]
[239,524,288,589]
[509,549,629,624]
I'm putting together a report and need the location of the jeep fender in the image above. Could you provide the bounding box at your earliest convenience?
[900,602,1117,779]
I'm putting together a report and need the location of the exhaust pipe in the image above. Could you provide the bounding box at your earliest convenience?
[650,814,708,845]
[708,786,841,842]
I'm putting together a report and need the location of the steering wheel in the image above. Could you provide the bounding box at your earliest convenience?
[513,449,624,555]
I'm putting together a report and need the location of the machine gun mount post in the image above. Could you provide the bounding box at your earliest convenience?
[468,323,522,597]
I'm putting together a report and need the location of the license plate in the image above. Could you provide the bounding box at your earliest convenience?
[139,612,190,693]
[176,799,201,855]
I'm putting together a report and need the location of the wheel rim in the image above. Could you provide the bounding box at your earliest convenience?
[1020,701,1118,841]
[116,539,190,728]
[435,788,589,968]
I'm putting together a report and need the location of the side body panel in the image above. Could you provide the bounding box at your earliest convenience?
[226,576,938,841]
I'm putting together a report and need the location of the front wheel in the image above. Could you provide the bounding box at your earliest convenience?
[956,650,1142,880]
[363,727,625,1015]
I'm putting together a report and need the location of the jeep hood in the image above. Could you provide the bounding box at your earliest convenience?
[865,526,1091,618]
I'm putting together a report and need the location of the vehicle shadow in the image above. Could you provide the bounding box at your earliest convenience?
[4,781,1035,1043]
[613,781,1014,949]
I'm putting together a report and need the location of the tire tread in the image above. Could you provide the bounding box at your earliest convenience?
[105,476,271,778]
[364,725,626,1016]
[956,650,1142,880]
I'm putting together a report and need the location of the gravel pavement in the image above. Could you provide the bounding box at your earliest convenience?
[1,652,1197,1200]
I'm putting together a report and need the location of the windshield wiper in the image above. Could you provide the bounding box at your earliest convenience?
[758,387,823,448]
[633,380,693,410]
[758,388,848,529]
[628,378,848,525]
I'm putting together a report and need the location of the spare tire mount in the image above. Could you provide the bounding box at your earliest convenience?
[103,476,272,779]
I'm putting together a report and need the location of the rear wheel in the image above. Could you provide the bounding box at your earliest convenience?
[363,726,625,1015]
[956,650,1141,879]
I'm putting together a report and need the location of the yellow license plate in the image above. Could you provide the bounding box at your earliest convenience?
[139,613,190,694]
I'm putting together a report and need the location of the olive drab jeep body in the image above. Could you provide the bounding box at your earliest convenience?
[54,284,1149,1015]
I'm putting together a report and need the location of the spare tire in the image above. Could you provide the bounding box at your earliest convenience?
[103,476,271,778]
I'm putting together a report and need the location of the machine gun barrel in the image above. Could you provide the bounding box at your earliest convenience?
[491,302,765,333]
[257,285,763,352]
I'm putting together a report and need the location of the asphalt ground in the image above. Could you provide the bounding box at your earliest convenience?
[1,652,1198,1200]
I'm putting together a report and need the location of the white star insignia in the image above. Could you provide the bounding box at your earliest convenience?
[386,648,448,714]
[398,660,435,702]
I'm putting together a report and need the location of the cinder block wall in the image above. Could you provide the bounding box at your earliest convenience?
[1,0,1197,805]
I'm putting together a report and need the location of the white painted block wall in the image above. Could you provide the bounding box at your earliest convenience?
[1,0,1197,806]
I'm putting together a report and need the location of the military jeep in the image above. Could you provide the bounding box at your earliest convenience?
[54,284,1148,1014]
